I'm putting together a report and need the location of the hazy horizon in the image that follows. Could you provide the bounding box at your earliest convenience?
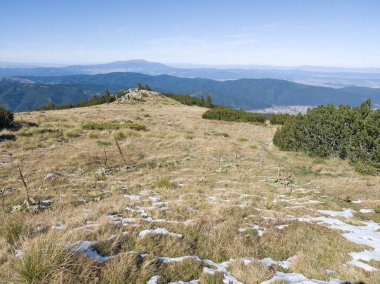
[2,58,380,72]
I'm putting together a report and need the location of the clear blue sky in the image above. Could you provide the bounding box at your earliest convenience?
[1,0,379,67]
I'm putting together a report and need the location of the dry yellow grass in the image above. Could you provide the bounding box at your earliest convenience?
[0,94,379,283]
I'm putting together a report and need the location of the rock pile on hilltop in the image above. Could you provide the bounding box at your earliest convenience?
[116,88,159,103]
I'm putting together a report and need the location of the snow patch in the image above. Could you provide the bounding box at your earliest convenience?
[70,241,109,263]
[15,249,24,258]
[252,224,265,236]
[123,194,140,200]
[261,271,342,284]
[275,225,289,230]
[347,259,376,272]
[44,173,58,180]
[147,275,162,284]
[168,281,199,284]
[359,208,375,213]
[139,228,183,238]
[259,257,293,269]
[318,209,354,218]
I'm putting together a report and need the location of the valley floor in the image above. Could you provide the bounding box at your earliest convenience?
[0,95,380,283]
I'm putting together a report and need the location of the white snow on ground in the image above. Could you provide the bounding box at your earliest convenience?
[44,172,58,180]
[148,195,168,207]
[70,241,109,263]
[51,222,65,230]
[108,213,190,225]
[252,224,265,236]
[148,195,161,202]
[359,208,375,213]
[139,228,183,238]
[352,200,363,204]
[240,255,295,270]
[157,255,243,283]
[123,194,140,200]
[238,224,265,236]
[147,275,161,284]
[168,280,199,284]
[259,257,294,269]
[284,198,323,205]
[318,208,354,218]
[258,209,380,273]
[158,255,202,263]
[70,223,99,232]
[15,249,24,258]
[275,224,289,230]
[261,271,342,284]
[202,258,243,284]
[125,206,149,217]
[83,190,380,281]
[347,260,376,272]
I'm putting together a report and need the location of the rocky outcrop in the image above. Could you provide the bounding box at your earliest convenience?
[116,88,159,104]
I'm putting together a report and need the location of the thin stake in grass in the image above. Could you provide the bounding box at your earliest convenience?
[103,147,108,167]
[1,193,4,211]
[114,138,126,164]
[18,167,30,200]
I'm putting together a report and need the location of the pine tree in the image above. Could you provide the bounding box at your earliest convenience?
[0,105,14,131]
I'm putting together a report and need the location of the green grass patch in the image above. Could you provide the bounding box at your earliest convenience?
[155,177,175,189]
[82,122,146,131]
[202,107,266,123]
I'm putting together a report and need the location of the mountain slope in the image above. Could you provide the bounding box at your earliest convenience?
[1,59,380,88]
[0,79,94,112]
[2,72,380,112]
[1,96,379,283]
[20,72,380,110]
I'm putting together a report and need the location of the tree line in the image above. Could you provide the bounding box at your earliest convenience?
[161,93,214,108]
[37,90,115,111]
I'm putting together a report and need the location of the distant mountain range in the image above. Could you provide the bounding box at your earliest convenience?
[1,72,380,112]
[1,59,380,88]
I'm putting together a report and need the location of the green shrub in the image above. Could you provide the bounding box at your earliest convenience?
[273,100,380,175]
[202,107,266,123]
[156,177,174,189]
[162,93,215,108]
[136,83,152,91]
[269,113,295,125]
[0,105,14,130]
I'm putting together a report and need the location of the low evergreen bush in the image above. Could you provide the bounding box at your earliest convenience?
[202,107,266,123]
[273,100,380,175]
[0,105,14,130]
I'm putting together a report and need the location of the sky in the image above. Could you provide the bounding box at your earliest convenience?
[1,0,380,67]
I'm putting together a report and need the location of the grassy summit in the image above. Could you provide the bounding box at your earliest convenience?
[0,94,379,283]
